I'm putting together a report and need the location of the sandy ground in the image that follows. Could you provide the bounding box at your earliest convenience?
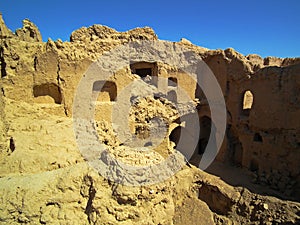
[206,161,296,202]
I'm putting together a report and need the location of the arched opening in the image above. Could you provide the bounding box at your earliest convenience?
[93,81,117,102]
[169,123,199,161]
[189,116,216,167]
[169,126,181,148]
[241,90,253,116]
[130,61,158,86]
[197,116,212,154]
[168,77,177,87]
[167,90,177,103]
[227,125,243,166]
[33,83,62,104]
[169,114,216,167]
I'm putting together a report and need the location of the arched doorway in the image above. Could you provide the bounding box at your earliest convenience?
[198,116,212,154]
[227,125,243,166]
[169,115,216,167]
[169,113,200,161]
[189,116,216,167]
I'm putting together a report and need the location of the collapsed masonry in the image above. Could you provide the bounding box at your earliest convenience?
[0,14,300,198]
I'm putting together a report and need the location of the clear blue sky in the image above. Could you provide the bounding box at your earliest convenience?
[0,0,299,58]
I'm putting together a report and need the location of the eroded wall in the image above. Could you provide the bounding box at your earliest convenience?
[0,14,299,200]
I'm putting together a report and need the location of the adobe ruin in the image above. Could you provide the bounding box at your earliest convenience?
[0,14,300,224]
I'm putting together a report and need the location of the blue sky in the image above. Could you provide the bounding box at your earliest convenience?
[0,0,299,58]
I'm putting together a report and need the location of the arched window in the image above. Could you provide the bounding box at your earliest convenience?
[243,90,253,110]
[241,90,253,116]
[93,81,117,102]
[33,83,62,104]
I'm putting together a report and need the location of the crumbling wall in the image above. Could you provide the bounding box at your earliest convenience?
[236,64,300,197]
[0,13,300,201]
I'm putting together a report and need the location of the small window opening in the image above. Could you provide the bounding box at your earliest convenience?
[241,90,253,116]
[197,116,212,154]
[253,133,263,142]
[168,77,177,87]
[243,90,253,109]
[135,68,152,78]
[93,81,117,102]
[33,83,62,104]
[130,62,158,86]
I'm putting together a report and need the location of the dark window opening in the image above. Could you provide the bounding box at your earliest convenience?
[197,116,212,154]
[93,81,117,102]
[190,116,216,167]
[135,68,152,78]
[130,62,158,86]
[168,77,177,87]
[253,133,263,142]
